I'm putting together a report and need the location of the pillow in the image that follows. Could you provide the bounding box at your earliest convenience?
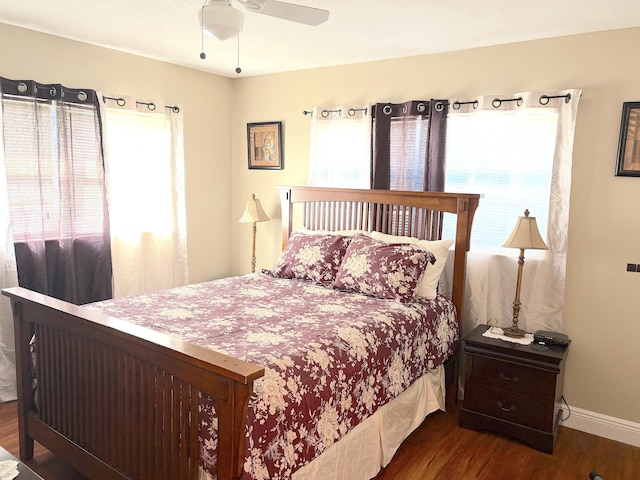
[268,232,351,286]
[334,234,434,303]
[369,231,454,299]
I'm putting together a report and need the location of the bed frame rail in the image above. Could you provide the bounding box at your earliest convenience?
[3,288,264,480]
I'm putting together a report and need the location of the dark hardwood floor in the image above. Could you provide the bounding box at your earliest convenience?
[1,400,638,479]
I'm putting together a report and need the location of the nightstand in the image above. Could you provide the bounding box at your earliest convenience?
[459,324,569,454]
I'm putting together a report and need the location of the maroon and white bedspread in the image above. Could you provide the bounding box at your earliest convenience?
[88,273,459,480]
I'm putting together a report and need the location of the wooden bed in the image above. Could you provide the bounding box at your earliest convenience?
[2,186,479,480]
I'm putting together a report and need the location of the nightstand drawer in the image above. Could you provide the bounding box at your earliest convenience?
[467,384,547,431]
[471,356,549,396]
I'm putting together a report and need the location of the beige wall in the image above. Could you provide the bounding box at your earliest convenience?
[231,28,640,425]
[0,23,234,283]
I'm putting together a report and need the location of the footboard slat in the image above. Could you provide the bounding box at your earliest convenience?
[138,362,148,480]
[162,372,172,479]
[4,288,264,480]
[189,387,200,480]
[179,382,189,479]
[154,368,164,478]
[124,354,133,477]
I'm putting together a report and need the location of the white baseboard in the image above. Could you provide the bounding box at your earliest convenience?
[560,405,640,448]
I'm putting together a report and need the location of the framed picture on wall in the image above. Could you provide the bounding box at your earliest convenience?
[615,102,640,177]
[247,121,283,170]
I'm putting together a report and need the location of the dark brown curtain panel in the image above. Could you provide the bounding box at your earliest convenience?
[371,99,448,191]
[1,77,113,304]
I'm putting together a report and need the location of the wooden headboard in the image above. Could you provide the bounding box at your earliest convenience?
[277,186,480,323]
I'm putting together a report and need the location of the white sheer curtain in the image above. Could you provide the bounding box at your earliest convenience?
[101,97,188,297]
[442,90,581,337]
[0,132,18,402]
[307,105,371,188]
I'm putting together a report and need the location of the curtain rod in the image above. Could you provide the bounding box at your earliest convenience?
[539,93,572,105]
[305,93,574,115]
[302,107,368,117]
[304,102,450,117]
[453,93,572,110]
[452,100,479,110]
[492,96,524,108]
[102,95,180,113]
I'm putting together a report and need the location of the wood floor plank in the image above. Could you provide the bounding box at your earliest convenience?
[620,442,640,480]
[480,440,536,480]
[428,427,501,479]
[2,399,639,480]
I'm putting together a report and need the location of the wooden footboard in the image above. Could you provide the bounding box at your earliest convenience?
[2,287,264,480]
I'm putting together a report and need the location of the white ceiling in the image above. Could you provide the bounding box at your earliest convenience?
[1,0,640,78]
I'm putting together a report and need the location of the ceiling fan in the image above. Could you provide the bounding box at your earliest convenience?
[200,0,330,41]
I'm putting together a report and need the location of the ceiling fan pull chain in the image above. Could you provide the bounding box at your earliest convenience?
[200,4,207,59]
[236,35,242,74]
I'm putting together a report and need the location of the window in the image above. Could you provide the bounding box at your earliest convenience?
[371,100,448,192]
[440,90,581,336]
[388,116,429,190]
[2,98,106,241]
[101,100,188,296]
[307,106,370,188]
[102,107,177,237]
[442,108,558,249]
[304,90,580,336]
[1,79,112,305]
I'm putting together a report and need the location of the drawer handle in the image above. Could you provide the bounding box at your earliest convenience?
[497,401,516,412]
[499,372,519,383]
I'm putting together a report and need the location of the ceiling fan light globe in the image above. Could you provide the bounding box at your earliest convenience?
[201,2,245,41]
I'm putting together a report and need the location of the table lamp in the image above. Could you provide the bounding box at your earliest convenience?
[502,209,548,338]
[238,193,270,273]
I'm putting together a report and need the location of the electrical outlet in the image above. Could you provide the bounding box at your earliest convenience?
[627,263,637,272]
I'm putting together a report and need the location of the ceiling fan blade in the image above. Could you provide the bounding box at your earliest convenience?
[244,0,329,26]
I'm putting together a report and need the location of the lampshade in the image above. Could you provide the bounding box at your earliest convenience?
[239,194,269,223]
[503,210,548,250]
[200,0,245,41]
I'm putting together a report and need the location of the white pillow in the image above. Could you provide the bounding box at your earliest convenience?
[368,231,454,299]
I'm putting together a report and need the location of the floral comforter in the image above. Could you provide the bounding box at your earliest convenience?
[88,273,459,480]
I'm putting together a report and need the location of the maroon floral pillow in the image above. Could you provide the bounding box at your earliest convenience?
[268,233,352,286]
[334,234,434,303]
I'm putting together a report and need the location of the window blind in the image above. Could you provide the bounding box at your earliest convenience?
[443,108,558,248]
[3,97,106,241]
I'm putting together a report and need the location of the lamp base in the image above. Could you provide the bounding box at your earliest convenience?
[502,326,528,338]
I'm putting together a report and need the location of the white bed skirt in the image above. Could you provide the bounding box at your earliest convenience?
[201,366,445,480]
[292,365,445,480]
